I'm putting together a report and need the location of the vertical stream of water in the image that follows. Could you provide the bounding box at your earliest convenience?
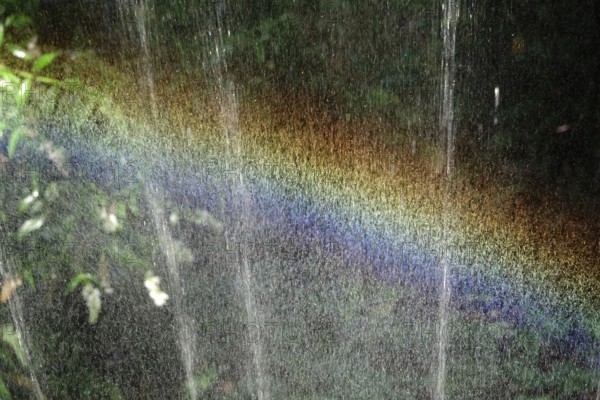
[435,0,460,399]
[207,11,270,399]
[0,246,45,400]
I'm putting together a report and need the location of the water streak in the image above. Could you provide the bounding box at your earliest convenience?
[118,0,158,119]
[218,71,270,400]
[0,246,45,400]
[440,0,460,178]
[435,0,460,399]
[205,3,269,397]
[145,184,198,400]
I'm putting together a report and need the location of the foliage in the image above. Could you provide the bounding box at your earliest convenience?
[0,14,58,157]
[219,0,441,126]
[0,1,39,20]
[0,13,169,398]
[24,0,600,193]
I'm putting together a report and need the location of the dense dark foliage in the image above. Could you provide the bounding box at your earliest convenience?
[456,0,600,193]
[32,0,600,194]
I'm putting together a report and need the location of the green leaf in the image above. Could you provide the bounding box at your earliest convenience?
[0,348,16,369]
[21,269,34,289]
[1,324,26,367]
[7,128,22,158]
[8,16,32,28]
[32,52,58,73]
[65,273,98,295]
[0,24,4,47]
[0,377,11,399]
[0,68,20,85]
[35,75,58,85]
[15,71,32,80]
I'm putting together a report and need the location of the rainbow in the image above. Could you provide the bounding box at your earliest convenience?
[28,72,600,356]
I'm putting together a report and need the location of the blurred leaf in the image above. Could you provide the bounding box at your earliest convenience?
[43,182,59,201]
[5,44,29,60]
[0,377,10,399]
[21,269,34,289]
[81,283,101,324]
[1,324,26,367]
[65,273,98,295]
[6,15,31,28]
[17,189,39,212]
[0,346,17,370]
[144,273,169,307]
[100,206,120,233]
[34,75,58,84]
[0,277,21,303]
[15,71,32,80]
[0,24,4,46]
[32,52,58,73]
[17,217,43,238]
[0,69,20,85]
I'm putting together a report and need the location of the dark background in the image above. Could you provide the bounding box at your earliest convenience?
[23,0,600,197]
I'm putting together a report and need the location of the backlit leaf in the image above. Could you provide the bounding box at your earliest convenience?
[6,45,28,60]
[82,283,101,324]
[32,52,58,73]
[7,128,21,158]
[17,217,43,237]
